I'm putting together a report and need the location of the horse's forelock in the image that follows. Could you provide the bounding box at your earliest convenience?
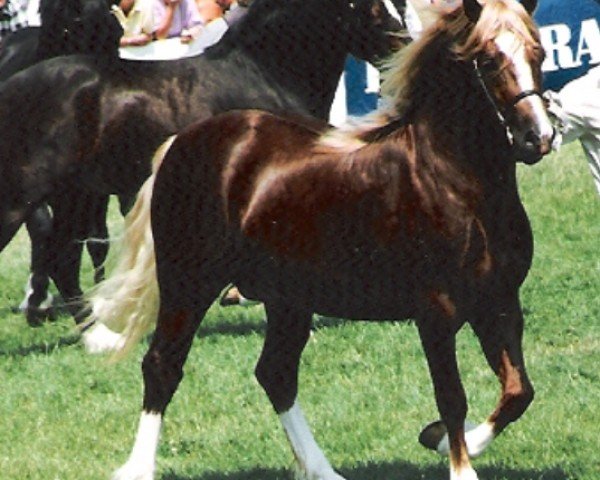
[455,0,540,60]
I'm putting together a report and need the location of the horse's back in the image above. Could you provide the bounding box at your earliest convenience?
[0,28,40,82]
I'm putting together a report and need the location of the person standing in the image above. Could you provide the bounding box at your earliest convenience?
[0,0,29,41]
[537,0,600,194]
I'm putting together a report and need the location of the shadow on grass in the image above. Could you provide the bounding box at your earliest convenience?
[0,333,80,358]
[162,461,568,480]
[196,311,349,339]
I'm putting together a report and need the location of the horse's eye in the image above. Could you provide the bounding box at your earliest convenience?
[480,57,495,69]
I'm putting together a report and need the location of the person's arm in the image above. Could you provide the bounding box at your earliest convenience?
[154,0,179,40]
[179,0,211,43]
[120,32,152,46]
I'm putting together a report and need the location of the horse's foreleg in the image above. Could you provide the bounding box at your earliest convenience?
[469,293,534,442]
[420,292,534,463]
[256,302,345,480]
[21,205,55,326]
[417,315,478,480]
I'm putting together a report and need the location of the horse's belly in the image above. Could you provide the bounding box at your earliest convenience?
[237,259,419,321]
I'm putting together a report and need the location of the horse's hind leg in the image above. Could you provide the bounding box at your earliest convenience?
[48,191,108,322]
[46,205,86,322]
[113,257,227,480]
[256,302,345,480]
[84,195,110,284]
[21,205,55,326]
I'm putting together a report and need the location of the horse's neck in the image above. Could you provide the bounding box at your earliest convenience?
[231,4,348,119]
[411,59,512,179]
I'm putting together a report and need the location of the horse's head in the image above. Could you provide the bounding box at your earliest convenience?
[342,0,407,65]
[37,0,122,60]
[461,0,554,164]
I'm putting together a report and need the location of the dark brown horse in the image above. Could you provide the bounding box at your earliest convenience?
[87,0,554,478]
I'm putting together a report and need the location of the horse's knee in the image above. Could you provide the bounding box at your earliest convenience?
[501,381,534,422]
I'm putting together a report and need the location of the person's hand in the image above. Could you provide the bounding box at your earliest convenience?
[180,29,193,43]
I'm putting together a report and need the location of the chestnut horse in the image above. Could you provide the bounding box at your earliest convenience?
[87,0,555,479]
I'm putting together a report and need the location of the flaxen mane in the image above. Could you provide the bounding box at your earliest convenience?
[319,0,542,151]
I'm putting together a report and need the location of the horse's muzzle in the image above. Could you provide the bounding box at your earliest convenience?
[515,126,556,165]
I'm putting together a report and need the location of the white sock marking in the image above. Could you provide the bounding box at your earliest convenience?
[437,420,495,458]
[112,411,162,480]
[279,402,346,480]
[82,323,126,354]
[19,275,53,312]
[450,464,480,480]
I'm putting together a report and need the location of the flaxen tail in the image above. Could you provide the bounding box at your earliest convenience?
[82,136,176,357]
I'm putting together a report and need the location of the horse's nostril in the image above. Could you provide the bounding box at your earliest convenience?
[524,130,541,148]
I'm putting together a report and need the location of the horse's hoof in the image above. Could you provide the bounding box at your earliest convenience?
[418,420,447,451]
[25,307,54,327]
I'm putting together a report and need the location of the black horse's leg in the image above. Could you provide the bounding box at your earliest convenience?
[84,195,110,284]
[46,193,89,323]
[416,312,477,480]
[22,205,55,326]
[255,302,344,480]
[117,193,136,216]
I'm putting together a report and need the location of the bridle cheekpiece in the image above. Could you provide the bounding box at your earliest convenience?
[472,58,544,145]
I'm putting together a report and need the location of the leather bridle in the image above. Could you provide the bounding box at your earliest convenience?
[473,57,547,145]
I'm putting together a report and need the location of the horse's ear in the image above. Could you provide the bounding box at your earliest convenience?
[520,0,537,15]
[463,0,482,23]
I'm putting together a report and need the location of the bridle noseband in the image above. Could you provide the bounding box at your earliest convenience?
[473,58,544,144]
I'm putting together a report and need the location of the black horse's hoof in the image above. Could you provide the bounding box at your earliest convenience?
[418,420,447,451]
[26,307,55,327]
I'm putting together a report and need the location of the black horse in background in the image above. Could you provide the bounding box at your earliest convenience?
[0,0,123,325]
[0,0,406,324]
[0,0,121,80]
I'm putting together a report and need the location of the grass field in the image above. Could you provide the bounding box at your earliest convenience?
[0,143,598,480]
